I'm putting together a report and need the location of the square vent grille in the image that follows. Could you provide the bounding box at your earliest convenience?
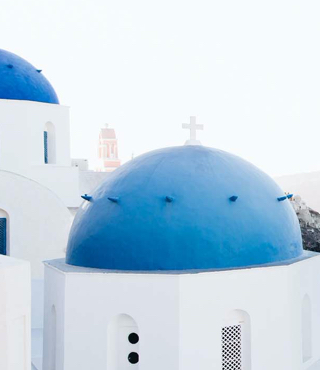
[222,324,242,370]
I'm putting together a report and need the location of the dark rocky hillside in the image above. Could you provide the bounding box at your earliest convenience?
[290,195,320,253]
[301,224,320,252]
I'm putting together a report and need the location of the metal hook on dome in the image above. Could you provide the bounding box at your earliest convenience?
[229,195,238,202]
[81,194,92,202]
[108,197,119,203]
[36,69,42,73]
[277,195,287,202]
[165,196,175,203]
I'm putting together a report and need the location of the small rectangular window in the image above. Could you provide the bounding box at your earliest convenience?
[0,218,7,255]
[44,131,48,164]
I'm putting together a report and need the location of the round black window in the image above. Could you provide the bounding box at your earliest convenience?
[128,352,139,364]
[128,333,139,344]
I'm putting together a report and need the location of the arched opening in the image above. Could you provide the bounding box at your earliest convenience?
[48,305,57,370]
[302,294,312,362]
[44,122,56,164]
[0,208,9,255]
[222,310,251,370]
[107,314,139,369]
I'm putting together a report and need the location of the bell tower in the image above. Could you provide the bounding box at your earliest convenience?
[97,124,121,172]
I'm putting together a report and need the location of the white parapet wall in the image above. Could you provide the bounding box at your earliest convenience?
[0,255,31,370]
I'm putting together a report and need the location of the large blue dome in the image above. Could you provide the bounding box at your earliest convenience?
[0,49,59,104]
[66,145,303,271]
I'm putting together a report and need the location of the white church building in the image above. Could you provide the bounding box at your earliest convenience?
[0,48,78,277]
[0,48,113,277]
[0,47,320,370]
[0,48,112,369]
[43,121,320,370]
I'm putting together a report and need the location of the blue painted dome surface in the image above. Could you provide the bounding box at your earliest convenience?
[0,49,59,104]
[66,146,303,271]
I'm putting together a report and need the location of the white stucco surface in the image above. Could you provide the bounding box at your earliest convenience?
[79,170,110,196]
[0,255,31,370]
[0,99,80,207]
[43,254,320,370]
[0,100,70,168]
[0,170,72,278]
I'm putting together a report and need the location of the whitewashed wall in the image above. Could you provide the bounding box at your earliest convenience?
[0,99,70,168]
[43,262,180,370]
[43,255,320,370]
[0,255,31,370]
[179,255,320,370]
[0,170,72,278]
[0,99,80,207]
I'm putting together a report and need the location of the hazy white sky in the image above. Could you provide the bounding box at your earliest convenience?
[1,0,320,176]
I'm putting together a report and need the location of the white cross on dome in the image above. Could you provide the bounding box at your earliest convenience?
[182,116,204,145]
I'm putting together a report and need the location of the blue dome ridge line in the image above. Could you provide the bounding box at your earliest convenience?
[66,145,303,271]
[0,49,59,104]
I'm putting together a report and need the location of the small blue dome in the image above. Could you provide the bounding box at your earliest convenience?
[0,49,59,104]
[66,146,303,271]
